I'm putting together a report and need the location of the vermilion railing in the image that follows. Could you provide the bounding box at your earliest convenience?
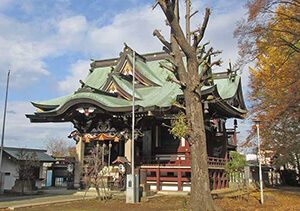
[141,155,226,168]
[140,156,228,191]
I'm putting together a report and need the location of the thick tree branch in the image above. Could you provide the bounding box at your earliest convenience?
[172,101,186,110]
[198,47,222,64]
[153,29,172,51]
[159,61,176,72]
[193,8,211,48]
[160,56,183,83]
[207,59,222,68]
[157,0,194,57]
[198,58,222,83]
[166,75,186,88]
[198,47,212,63]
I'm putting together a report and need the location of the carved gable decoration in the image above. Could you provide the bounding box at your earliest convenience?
[121,61,133,76]
[107,82,118,94]
[105,81,130,100]
[120,60,149,86]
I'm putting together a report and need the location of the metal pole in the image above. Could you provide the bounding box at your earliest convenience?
[131,50,136,202]
[108,141,112,167]
[0,70,10,171]
[256,122,264,204]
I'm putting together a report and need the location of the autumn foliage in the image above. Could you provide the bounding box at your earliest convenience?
[236,1,300,168]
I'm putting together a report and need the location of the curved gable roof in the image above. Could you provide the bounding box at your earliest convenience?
[27,48,247,122]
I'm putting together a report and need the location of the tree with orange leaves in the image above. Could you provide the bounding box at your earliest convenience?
[236,1,300,170]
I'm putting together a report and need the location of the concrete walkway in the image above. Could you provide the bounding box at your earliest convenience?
[0,188,103,210]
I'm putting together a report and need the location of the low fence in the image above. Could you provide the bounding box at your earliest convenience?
[140,156,229,191]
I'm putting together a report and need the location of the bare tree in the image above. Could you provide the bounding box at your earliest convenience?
[46,138,75,157]
[82,144,111,200]
[153,1,222,210]
[16,150,40,195]
[68,146,77,157]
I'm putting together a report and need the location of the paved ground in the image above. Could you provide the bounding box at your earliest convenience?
[0,188,103,210]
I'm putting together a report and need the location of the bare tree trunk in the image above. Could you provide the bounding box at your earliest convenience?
[154,1,222,210]
[185,90,215,211]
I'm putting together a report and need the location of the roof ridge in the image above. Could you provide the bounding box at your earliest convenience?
[91,51,169,68]
[1,146,47,152]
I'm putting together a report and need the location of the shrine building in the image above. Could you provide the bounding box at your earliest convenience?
[26,46,247,192]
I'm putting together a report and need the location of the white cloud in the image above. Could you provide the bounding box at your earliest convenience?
[58,15,87,35]
[0,1,252,149]
[56,2,251,103]
[0,14,86,88]
[85,5,167,58]
[0,1,250,89]
[0,101,73,149]
[58,59,90,93]
[0,15,52,87]
[204,8,245,70]
[57,4,168,93]
[57,2,249,90]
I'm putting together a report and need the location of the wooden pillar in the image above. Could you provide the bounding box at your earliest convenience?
[125,138,132,163]
[221,171,225,189]
[213,171,217,190]
[140,168,147,185]
[156,168,160,191]
[178,169,182,191]
[74,138,85,188]
[217,171,221,189]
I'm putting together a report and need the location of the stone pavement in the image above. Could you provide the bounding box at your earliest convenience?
[0,188,117,210]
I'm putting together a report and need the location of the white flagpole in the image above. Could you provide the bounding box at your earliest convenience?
[256,121,264,204]
[131,50,136,202]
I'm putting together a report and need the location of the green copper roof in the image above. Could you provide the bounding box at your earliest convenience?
[32,94,72,110]
[216,76,241,99]
[85,66,111,90]
[27,48,247,121]
[111,75,143,100]
[126,54,163,86]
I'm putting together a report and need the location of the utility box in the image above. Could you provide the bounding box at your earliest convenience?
[126,174,140,203]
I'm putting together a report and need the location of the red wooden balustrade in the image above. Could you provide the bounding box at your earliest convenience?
[140,155,229,191]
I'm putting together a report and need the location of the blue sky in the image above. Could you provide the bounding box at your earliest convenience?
[0,0,251,149]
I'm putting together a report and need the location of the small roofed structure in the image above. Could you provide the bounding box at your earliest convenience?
[0,147,54,191]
